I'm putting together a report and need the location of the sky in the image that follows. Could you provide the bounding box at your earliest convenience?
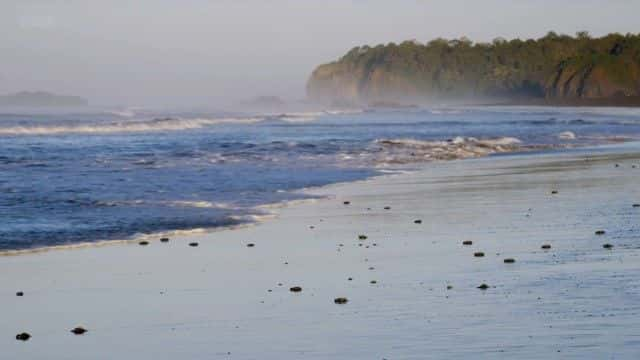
[0,0,639,107]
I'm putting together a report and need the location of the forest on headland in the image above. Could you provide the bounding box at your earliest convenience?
[307,32,640,106]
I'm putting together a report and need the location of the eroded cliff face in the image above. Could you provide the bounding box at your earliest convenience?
[307,34,640,105]
[546,62,640,99]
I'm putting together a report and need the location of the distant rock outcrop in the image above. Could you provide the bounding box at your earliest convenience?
[307,32,640,106]
[0,91,88,107]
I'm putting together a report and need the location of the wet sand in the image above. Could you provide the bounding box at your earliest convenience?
[2,143,640,359]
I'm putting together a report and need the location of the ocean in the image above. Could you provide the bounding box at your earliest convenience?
[1,106,640,251]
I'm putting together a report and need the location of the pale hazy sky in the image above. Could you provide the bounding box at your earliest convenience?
[1,0,639,107]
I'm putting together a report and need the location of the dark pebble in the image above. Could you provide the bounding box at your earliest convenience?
[70,327,87,335]
[15,332,31,341]
[503,258,516,264]
[414,219,422,224]
[603,243,614,249]
[595,230,606,236]
[160,237,170,243]
[358,235,368,240]
[477,283,490,290]
[334,297,348,304]
[246,243,255,248]
[541,244,551,249]
[138,241,149,246]
[16,291,23,297]
[474,252,485,257]
[462,240,473,246]
[289,286,302,293]
[189,242,199,247]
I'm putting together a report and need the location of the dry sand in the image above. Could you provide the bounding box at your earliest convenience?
[2,143,640,359]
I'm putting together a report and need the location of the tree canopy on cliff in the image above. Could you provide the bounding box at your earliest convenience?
[307,32,640,104]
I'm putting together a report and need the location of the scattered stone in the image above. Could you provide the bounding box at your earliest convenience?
[474,252,485,257]
[503,258,516,264]
[289,286,302,293]
[462,240,473,246]
[70,327,87,335]
[189,242,199,247]
[15,332,31,341]
[246,243,255,248]
[138,241,149,246]
[603,243,614,249]
[414,219,422,224]
[477,283,490,290]
[541,244,551,249]
[16,291,23,297]
[343,201,351,205]
[358,235,368,240]
[595,230,606,236]
[160,237,170,243]
[334,297,348,304]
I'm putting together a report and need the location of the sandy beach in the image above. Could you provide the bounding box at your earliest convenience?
[3,143,640,359]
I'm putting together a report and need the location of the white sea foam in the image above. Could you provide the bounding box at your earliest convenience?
[0,117,264,136]
[373,136,523,164]
[558,131,577,140]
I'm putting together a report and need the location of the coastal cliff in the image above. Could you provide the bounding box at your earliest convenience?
[307,32,640,106]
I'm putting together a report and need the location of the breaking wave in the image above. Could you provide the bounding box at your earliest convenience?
[0,117,264,136]
[372,136,525,165]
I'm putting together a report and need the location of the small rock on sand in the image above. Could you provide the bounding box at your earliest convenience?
[474,252,485,257]
[334,297,348,304]
[138,241,149,246]
[289,286,302,293]
[541,244,551,249]
[595,230,606,236]
[503,258,516,264]
[189,242,199,247]
[603,243,614,249]
[160,237,170,243]
[16,291,23,297]
[477,284,490,290]
[15,332,31,341]
[70,327,87,335]
[462,240,473,245]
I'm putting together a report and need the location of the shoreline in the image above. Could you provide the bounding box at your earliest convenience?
[1,141,636,257]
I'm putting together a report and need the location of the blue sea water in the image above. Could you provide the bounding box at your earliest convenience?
[1,106,640,251]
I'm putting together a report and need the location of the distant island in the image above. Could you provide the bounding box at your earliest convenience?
[307,32,640,106]
[0,91,88,107]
